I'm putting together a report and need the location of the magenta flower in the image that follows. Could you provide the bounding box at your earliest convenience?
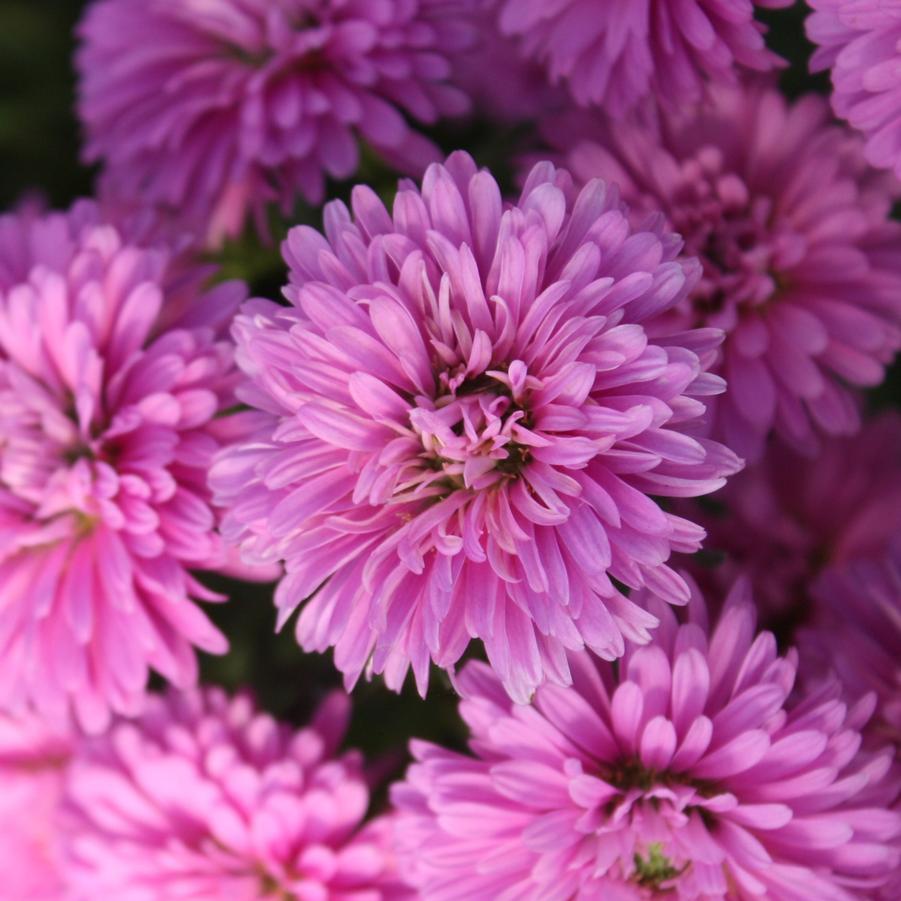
[807,0,901,178]
[0,202,259,732]
[391,582,901,899]
[0,712,70,900]
[548,83,901,459]
[684,411,901,621]
[494,0,790,117]
[211,152,741,703]
[76,0,475,246]
[60,689,406,899]
[800,547,901,749]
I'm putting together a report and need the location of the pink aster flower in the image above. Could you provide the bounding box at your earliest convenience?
[0,201,260,732]
[211,151,742,703]
[391,581,901,899]
[0,712,70,900]
[799,546,901,749]
[59,688,407,900]
[807,0,901,178]
[547,83,901,459]
[494,0,790,117]
[684,411,901,623]
[76,0,475,247]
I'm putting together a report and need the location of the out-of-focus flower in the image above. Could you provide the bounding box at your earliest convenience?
[450,1,565,123]
[548,83,901,459]
[494,0,790,117]
[683,411,901,623]
[0,201,259,732]
[0,713,70,901]
[800,545,901,748]
[391,582,901,899]
[807,0,901,178]
[60,689,406,900]
[76,0,476,246]
[211,151,742,703]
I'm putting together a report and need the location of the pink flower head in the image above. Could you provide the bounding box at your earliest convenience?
[391,581,901,899]
[211,152,742,703]
[0,712,70,900]
[807,0,901,178]
[0,201,258,732]
[495,0,791,118]
[686,411,901,622]
[800,546,901,749]
[76,0,475,246]
[60,689,406,900]
[548,83,901,459]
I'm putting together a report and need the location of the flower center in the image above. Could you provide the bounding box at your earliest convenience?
[669,148,780,324]
[633,843,686,890]
[410,368,533,492]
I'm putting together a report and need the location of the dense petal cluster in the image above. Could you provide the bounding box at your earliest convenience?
[59,689,405,900]
[0,712,70,900]
[800,546,901,748]
[548,83,901,459]
[0,202,256,731]
[212,152,742,702]
[807,0,901,178]
[684,412,901,623]
[392,583,901,899]
[76,0,475,245]
[495,0,790,117]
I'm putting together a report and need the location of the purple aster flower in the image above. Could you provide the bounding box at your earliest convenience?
[0,202,262,732]
[391,581,901,899]
[545,83,901,459]
[807,0,901,178]
[682,411,901,623]
[59,689,408,899]
[211,151,742,703]
[800,546,901,749]
[494,0,791,117]
[76,0,475,246]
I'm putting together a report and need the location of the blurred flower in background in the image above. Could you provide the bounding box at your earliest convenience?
[76,0,477,247]
[543,82,901,460]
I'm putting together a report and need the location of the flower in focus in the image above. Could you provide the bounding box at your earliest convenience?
[0,712,70,900]
[682,411,901,624]
[548,83,901,459]
[807,0,901,178]
[76,0,475,246]
[391,582,901,899]
[800,546,901,749]
[0,201,258,731]
[60,689,406,899]
[211,151,741,703]
[494,0,790,117]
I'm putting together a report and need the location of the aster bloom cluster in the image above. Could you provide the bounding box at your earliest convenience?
[212,151,741,702]
[392,585,901,899]
[77,0,475,245]
[0,0,898,898]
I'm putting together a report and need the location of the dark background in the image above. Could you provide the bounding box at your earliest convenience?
[0,0,896,789]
